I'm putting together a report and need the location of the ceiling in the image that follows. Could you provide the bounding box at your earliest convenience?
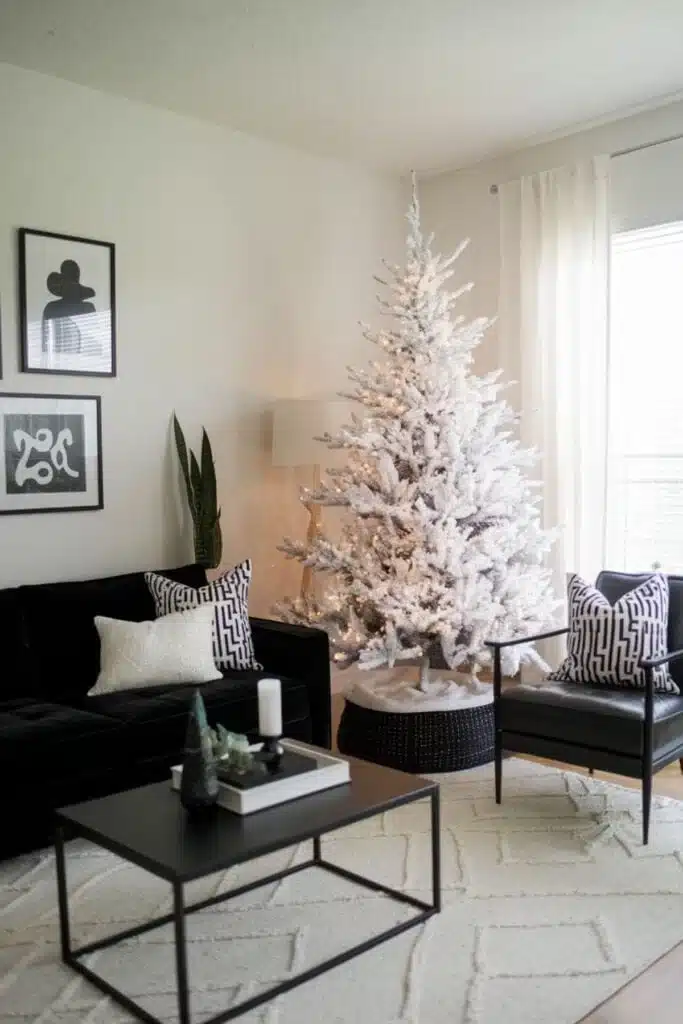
[1,0,683,174]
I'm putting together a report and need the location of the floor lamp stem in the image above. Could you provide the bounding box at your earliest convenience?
[300,464,321,601]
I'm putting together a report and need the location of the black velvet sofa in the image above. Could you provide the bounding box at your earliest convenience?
[0,563,331,861]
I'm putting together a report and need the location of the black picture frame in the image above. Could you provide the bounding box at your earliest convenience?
[0,392,103,515]
[18,228,116,378]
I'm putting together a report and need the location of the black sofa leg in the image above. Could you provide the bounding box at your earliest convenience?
[679,758,683,774]
[494,734,502,804]
[642,769,652,846]
[588,767,594,776]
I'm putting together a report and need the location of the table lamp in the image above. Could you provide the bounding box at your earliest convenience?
[272,398,349,600]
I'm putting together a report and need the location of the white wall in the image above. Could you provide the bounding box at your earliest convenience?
[420,98,683,374]
[0,62,406,610]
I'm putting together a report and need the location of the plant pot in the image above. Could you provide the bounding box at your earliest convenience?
[337,699,494,773]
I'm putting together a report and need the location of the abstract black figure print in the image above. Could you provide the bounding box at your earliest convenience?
[19,229,116,377]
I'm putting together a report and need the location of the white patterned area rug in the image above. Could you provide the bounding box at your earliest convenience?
[3,759,683,1024]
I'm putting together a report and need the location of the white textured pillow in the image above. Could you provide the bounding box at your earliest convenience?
[89,604,221,696]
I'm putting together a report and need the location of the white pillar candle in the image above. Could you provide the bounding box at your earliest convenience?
[258,678,283,737]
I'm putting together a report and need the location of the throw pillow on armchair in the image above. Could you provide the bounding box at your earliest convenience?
[548,572,678,693]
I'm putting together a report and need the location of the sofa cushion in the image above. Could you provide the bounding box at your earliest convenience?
[81,672,311,760]
[0,698,122,782]
[0,586,35,701]
[19,563,207,703]
[500,682,683,758]
[596,571,683,690]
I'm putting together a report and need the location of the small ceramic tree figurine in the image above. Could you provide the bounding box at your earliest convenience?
[180,690,218,813]
[210,723,254,774]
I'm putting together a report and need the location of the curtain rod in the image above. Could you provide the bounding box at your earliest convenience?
[489,130,683,194]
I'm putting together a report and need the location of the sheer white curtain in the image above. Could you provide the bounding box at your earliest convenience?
[499,157,610,659]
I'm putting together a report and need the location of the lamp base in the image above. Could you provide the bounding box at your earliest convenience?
[300,489,322,601]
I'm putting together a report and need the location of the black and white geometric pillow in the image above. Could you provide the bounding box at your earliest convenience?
[548,573,678,693]
[145,560,261,672]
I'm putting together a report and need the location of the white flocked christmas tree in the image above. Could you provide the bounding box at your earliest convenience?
[278,182,558,699]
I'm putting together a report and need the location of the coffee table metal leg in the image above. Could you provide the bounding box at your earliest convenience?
[313,836,322,862]
[55,825,72,961]
[430,788,441,913]
[173,881,191,1024]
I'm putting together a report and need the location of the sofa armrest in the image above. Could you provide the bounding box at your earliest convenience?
[249,617,331,749]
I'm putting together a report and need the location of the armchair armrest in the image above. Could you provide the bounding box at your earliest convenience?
[485,627,569,699]
[249,617,331,749]
[638,647,683,741]
[639,647,683,670]
[485,627,569,650]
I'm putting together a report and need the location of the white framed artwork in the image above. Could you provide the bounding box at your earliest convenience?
[0,392,103,515]
[19,228,116,377]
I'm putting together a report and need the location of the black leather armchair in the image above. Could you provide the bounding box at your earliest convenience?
[486,571,683,845]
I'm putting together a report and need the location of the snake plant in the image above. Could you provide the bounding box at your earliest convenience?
[173,414,222,569]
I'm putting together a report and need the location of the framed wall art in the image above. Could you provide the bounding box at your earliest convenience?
[0,392,103,515]
[18,228,116,377]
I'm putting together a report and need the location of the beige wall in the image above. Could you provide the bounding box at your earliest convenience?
[420,98,683,375]
[0,62,406,611]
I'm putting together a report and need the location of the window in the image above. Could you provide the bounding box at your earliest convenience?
[607,221,683,572]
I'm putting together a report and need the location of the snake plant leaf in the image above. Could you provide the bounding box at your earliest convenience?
[189,451,203,518]
[172,415,223,569]
[209,516,223,568]
[201,428,217,519]
[173,414,194,511]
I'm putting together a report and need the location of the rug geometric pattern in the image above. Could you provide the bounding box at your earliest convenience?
[2,758,683,1024]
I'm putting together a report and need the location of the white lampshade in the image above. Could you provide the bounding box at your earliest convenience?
[271,398,351,468]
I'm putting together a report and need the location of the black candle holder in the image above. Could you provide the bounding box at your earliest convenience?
[259,736,284,772]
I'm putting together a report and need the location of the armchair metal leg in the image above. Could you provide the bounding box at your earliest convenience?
[679,758,683,775]
[642,768,652,846]
[494,735,502,804]
[493,647,502,805]
[642,667,654,846]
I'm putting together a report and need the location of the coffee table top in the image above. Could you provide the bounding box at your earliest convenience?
[55,753,436,882]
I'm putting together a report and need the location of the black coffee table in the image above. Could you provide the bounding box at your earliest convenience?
[54,752,440,1024]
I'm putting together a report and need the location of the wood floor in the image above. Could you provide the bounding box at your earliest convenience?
[330,695,683,1021]
[578,941,683,1024]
